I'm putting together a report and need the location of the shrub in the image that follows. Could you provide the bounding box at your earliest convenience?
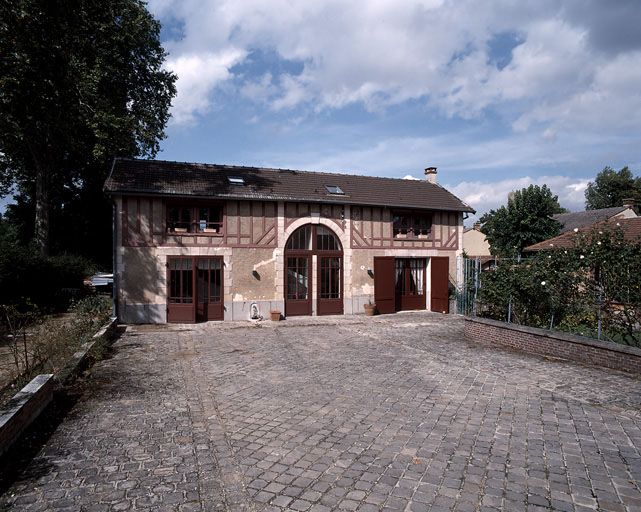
[472,224,641,347]
[0,240,97,310]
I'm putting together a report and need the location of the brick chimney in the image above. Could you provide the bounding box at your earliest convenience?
[424,166,437,184]
[473,222,481,231]
[623,198,635,209]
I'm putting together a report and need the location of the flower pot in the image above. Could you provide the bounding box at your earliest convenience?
[364,304,376,316]
[270,310,281,321]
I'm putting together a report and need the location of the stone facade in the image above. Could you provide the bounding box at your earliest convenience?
[115,196,464,323]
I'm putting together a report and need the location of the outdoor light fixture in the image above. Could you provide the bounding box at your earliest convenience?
[367,268,374,278]
[252,270,260,280]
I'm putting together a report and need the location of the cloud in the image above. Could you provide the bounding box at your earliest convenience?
[449,176,590,221]
[146,0,641,219]
[165,49,246,125]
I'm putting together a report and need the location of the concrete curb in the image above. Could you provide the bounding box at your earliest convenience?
[56,317,118,388]
[0,374,54,458]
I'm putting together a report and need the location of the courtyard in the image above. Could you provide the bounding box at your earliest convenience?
[2,312,641,511]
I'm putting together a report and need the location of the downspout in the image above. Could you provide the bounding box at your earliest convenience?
[112,199,119,320]
[106,158,119,321]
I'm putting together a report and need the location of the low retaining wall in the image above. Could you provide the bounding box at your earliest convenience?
[56,317,118,387]
[0,317,119,458]
[0,374,54,457]
[465,316,641,374]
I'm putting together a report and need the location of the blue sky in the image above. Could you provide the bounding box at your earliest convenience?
[4,1,641,220]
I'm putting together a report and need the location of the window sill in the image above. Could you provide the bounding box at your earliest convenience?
[166,231,224,237]
[394,235,432,240]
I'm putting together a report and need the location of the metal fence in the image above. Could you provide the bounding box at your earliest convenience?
[456,256,612,342]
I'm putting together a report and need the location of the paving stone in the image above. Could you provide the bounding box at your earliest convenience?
[1,313,641,511]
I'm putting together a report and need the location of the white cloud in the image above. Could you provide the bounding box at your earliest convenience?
[149,0,641,138]
[166,49,246,125]
[449,176,590,221]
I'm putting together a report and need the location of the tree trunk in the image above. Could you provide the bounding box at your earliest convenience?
[34,165,50,256]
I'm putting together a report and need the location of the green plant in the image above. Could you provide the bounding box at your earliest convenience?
[473,224,641,347]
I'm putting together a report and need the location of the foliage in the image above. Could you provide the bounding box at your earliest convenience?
[585,166,641,210]
[480,185,566,258]
[574,226,641,345]
[473,225,641,346]
[0,295,112,386]
[0,0,177,257]
[69,294,112,321]
[0,235,96,309]
[1,301,40,377]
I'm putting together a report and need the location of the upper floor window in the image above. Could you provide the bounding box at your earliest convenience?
[167,204,223,234]
[393,211,432,238]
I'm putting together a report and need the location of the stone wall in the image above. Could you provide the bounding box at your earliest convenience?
[465,316,641,374]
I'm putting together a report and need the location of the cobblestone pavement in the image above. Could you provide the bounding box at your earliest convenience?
[2,312,641,511]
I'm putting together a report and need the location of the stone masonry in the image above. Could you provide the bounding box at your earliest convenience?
[2,312,641,511]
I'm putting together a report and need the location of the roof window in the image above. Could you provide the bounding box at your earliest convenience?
[227,176,245,185]
[325,185,344,195]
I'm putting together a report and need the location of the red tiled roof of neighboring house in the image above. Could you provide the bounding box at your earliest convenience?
[524,217,641,251]
[552,206,630,233]
[104,158,475,213]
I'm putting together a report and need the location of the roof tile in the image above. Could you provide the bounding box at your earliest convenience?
[104,158,475,213]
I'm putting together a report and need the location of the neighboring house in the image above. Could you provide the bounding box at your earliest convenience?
[463,222,491,257]
[524,217,641,252]
[551,200,637,234]
[104,159,475,323]
[462,222,495,271]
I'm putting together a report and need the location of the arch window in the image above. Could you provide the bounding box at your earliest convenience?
[284,224,343,316]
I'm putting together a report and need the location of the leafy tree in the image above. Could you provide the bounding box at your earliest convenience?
[480,185,566,258]
[0,0,177,256]
[585,166,641,210]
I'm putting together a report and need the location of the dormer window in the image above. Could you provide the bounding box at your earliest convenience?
[325,185,344,195]
[228,176,245,185]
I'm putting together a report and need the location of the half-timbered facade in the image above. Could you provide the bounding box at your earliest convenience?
[105,159,474,323]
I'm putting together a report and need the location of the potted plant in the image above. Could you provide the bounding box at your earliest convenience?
[270,310,281,321]
[363,301,376,316]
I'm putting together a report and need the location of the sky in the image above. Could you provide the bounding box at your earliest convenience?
[4,0,641,220]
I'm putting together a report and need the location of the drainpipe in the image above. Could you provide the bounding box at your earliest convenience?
[112,199,118,320]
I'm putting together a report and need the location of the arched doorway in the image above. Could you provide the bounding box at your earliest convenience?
[284,224,343,316]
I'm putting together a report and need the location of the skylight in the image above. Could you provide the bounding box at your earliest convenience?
[325,185,344,195]
[227,176,245,185]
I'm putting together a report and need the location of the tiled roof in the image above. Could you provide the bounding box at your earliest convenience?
[524,217,641,251]
[104,158,475,213]
[552,207,628,233]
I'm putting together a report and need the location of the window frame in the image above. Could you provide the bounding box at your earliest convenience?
[165,201,225,236]
[392,210,433,239]
[324,184,345,195]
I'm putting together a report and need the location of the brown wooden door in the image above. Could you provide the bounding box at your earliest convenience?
[167,257,195,323]
[430,257,449,313]
[374,257,396,314]
[317,256,343,315]
[285,255,312,316]
[196,257,224,321]
[395,259,426,311]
